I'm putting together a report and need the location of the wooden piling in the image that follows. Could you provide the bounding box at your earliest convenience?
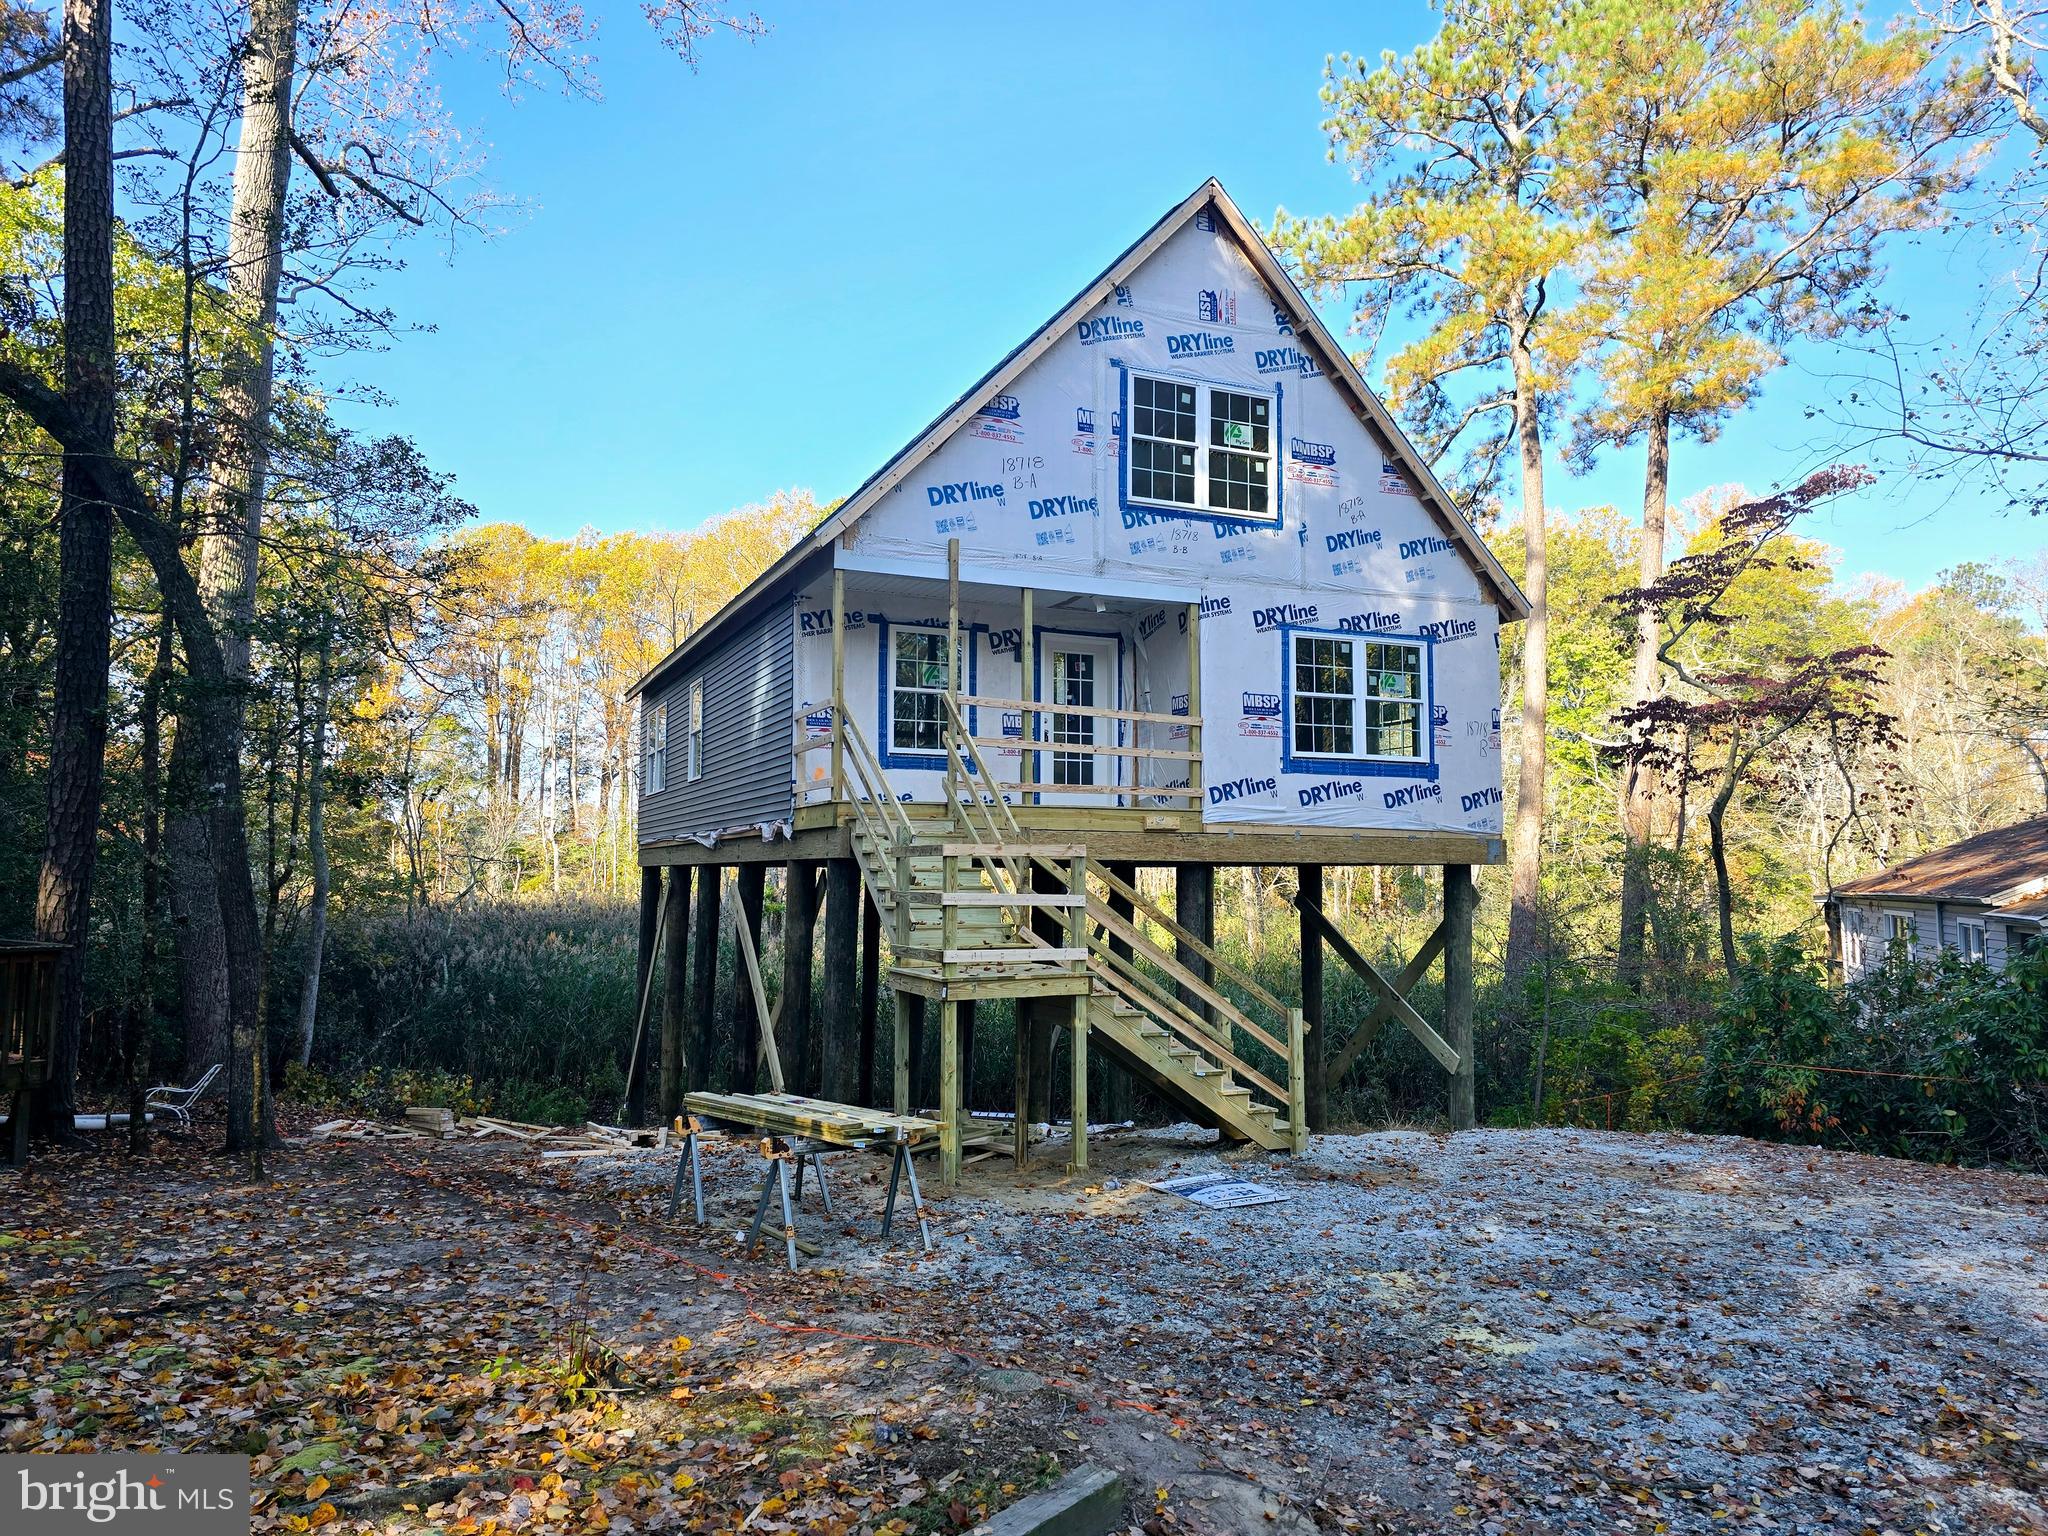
[939,997,961,1186]
[821,857,860,1101]
[691,866,722,1090]
[1444,863,1477,1131]
[902,993,928,1114]
[1025,858,1062,1125]
[659,864,691,1123]
[1298,862,1326,1133]
[781,861,819,1095]
[1069,991,1089,1171]
[858,886,880,1105]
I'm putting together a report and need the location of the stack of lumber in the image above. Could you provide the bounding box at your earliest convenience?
[684,1090,940,1149]
[306,1108,669,1156]
[306,1117,436,1142]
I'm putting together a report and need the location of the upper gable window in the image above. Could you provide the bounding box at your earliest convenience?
[1128,373,1273,521]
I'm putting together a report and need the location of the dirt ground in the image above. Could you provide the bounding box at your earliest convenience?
[5,1116,2046,1535]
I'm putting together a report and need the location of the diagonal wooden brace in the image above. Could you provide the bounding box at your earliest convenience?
[1294,898,1460,1076]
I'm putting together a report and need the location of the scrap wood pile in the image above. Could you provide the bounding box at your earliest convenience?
[306,1106,670,1158]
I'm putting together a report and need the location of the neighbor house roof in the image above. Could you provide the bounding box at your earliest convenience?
[629,177,1529,701]
[1831,816,2048,912]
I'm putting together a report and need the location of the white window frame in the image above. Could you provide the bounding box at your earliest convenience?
[643,700,667,794]
[1289,631,1428,765]
[1957,918,1986,963]
[687,680,704,782]
[1884,909,1917,953]
[887,624,953,758]
[1126,371,1277,523]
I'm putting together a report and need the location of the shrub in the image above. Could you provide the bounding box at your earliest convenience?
[1700,937,2048,1166]
[280,899,639,1125]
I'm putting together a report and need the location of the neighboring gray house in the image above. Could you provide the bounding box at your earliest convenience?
[1826,817,2048,981]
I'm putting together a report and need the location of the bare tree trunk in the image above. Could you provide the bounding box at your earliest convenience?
[166,0,299,1108]
[1616,406,1670,988]
[295,629,331,1067]
[1708,772,1739,979]
[127,616,174,1154]
[34,0,118,1138]
[1503,336,1550,986]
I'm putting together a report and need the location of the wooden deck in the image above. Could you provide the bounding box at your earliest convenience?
[643,805,1505,869]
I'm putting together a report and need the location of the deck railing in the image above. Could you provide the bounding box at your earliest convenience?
[953,694,1203,808]
[1081,861,1305,1140]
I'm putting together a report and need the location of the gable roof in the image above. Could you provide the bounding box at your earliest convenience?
[631,177,1529,701]
[1832,816,2048,908]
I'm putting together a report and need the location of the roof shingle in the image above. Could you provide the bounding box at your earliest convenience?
[1833,816,2048,904]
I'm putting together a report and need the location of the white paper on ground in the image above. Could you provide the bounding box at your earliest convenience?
[1145,1172,1290,1208]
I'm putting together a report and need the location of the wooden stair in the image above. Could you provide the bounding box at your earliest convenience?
[832,701,1303,1169]
[1083,988,1291,1150]
[848,823,1293,1152]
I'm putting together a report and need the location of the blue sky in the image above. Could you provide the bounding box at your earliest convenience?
[333,0,2038,595]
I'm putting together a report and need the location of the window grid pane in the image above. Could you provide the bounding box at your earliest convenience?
[891,630,950,754]
[1130,375,1199,507]
[1293,636,1357,757]
[1207,388,1272,516]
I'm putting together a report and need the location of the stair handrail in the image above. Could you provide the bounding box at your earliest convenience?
[1088,952,1288,1105]
[836,708,916,847]
[1080,861,1304,1123]
[1085,859,1288,1018]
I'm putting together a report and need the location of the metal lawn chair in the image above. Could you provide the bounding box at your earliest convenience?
[145,1062,222,1129]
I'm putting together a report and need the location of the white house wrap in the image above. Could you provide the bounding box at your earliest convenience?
[628,179,1527,1173]
[780,206,1512,836]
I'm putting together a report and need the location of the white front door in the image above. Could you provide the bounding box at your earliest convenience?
[1037,635,1121,807]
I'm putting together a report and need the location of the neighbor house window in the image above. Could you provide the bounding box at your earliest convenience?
[687,680,704,781]
[889,627,951,755]
[1886,910,1916,952]
[1291,633,1424,761]
[643,701,667,793]
[1958,919,1986,962]
[1127,373,1273,519]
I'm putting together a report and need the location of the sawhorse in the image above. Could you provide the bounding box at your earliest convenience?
[669,1115,934,1272]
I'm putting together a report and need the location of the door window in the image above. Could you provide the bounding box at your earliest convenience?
[1050,649,1098,785]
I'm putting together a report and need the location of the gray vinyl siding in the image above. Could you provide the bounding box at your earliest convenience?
[1838,895,2030,978]
[638,598,794,844]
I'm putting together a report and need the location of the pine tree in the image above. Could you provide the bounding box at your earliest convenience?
[1557,0,1978,983]
[1273,0,1601,984]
